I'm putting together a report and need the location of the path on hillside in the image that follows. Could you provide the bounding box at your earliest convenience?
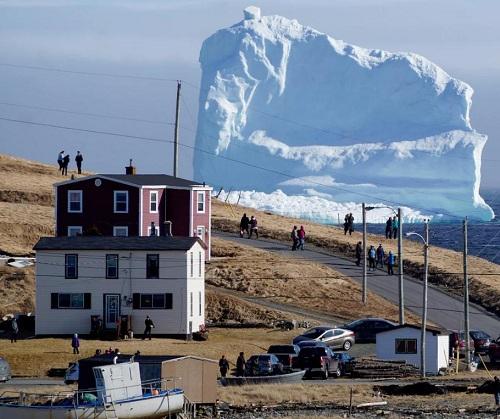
[214,232,500,336]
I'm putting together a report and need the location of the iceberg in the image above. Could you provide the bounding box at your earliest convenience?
[194,6,494,221]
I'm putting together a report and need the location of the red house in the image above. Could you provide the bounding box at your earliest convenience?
[54,171,212,258]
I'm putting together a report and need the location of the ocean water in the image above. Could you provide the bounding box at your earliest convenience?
[365,189,500,265]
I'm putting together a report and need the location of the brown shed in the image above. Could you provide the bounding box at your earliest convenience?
[161,356,218,404]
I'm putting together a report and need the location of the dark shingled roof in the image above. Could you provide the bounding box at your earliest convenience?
[100,174,204,188]
[377,324,448,335]
[33,236,206,251]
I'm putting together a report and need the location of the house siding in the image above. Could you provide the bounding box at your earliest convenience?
[56,178,139,237]
[35,243,205,336]
[165,189,190,236]
[141,188,165,235]
[191,188,211,259]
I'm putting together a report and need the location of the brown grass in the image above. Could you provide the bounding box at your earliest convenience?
[212,200,500,316]
[0,266,35,317]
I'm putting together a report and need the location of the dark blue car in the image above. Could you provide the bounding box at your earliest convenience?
[331,352,354,376]
[245,354,284,376]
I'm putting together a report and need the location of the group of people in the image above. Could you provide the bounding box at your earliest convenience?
[290,225,306,251]
[57,150,84,176]
[385,215,400,239]
[239,213,259,239]
[218,352,246,378]
[355,242,396,275]
[343,213,355,235]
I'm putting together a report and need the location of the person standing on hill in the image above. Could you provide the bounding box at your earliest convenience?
[240,213,250,238]
[62,154,70,176]
[368,245,376,271]
[71,333,80,354]
[57,150,65,173]
[10,318,19,343]
[75,151,83,174]
[392,215,399,239]
[386,251,395,275]
[236,352,246,377]
[249,216,258,239]
[348,213,354,235]
[343,214,349,235]
[219,355,230,378]
[355,241,362,266]
[291,226,299,251]
[376,244,385,268]
[385,217,393,239]
[298,226,306,250]
[142,315,155,340]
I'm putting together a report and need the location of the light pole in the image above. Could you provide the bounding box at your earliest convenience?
[406,220,429,378]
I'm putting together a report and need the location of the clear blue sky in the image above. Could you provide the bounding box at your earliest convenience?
[0,0,498,188]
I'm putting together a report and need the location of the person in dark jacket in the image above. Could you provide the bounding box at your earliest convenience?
[494,375,500,406]
[392,215,399,239]
[385,217,393,239]
[57,150,64,173]
[240,213,250,237]
[62,154,70,176]
[10,318,19,343]
[355,241,362,266]
[249,216,258,239]
[348,213,354,235]
[291,226,299,251]
[219,355,230,378]
[343,214,349,235]
[236,352,246,377]
[386,251,395,275]
[376,244,385,268]
[71,333,80,354]
[75,151,83,174]
[142,315,155,340]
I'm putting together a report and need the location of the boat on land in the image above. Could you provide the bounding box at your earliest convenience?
[0,360,184,418]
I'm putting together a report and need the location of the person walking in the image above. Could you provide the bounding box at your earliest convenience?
[57,150,65,173]
[10,318,19,343]
[385,217,393,239]
[493,375,500,406]
[240,213,250,238]
[376,244,385,268]
[368,245,376,271]
[62,154,70,176]
[249,216,258,239]
[142,315,155,340]
[355,241,362,266]
[386,251,395,275]
[71,333,80,354]
[236,352,246,377]
[298,226,306,250]
[291,226,299,251]
[75,151,83,174]
[348,213,354,235]
[392,215,399,239]
[219,355,230,378]
[343,214,349,235]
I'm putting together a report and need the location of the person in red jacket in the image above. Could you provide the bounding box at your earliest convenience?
[298,226,306,250]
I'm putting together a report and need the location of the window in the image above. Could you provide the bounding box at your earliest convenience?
[147,226,160,236]
[146,254,159,279]
[198,291,202,316]
[114,191,128,213]
[65,254,78,279]
[132,293,172,309]
[106,254,119,279]
[395,338,418,354]
[67,226,82,237]
[190,252,193,277]
[51,293,91,309]
[113,226,128,237]
[198,252,202,277]
[197,191,205,213]
[67,190,82,213]
[190,292,193,317]
[150,191,158,213]
[196,226,205,239]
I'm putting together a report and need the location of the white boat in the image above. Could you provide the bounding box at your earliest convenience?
[0,361,184,418]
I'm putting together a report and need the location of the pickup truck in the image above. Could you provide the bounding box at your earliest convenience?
[267,344,300,371]
[488,336,500,363]
[297,346,340,379]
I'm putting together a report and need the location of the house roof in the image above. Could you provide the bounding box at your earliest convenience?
[33,236,206,251]
[54,174,210,189]
[377,323,448,336]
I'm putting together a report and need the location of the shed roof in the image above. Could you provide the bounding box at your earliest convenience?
[377,324,448,336]
[33,236,206,251]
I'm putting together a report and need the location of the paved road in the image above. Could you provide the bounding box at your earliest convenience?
[215,232,500,336]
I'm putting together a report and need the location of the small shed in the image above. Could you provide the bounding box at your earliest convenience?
[376,324,449,375]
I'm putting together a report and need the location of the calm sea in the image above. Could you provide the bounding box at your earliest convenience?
[365,189,500,265]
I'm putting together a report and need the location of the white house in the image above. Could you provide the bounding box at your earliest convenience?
[34,236,206,339]
[376,324,450,375]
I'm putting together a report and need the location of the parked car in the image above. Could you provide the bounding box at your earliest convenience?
[0,357,11,382]
[64,362,79,384]
[297,346,340,379]
[469,330,491,354]
[488,336,500,363]
[331,352,354,376]
[342,318,397,343]
[267,344,300,371]
[292,326,355,350]
[449,331,475,356]
[296,340,328,349]
[245,354,284,376]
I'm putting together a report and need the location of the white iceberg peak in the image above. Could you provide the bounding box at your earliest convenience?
[243,6,261,21]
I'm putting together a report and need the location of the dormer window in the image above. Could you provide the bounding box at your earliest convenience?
[114,191,128,213]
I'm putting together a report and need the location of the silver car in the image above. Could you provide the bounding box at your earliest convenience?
[293,326,355,351]
[0,357,11,382]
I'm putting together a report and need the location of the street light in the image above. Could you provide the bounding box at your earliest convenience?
[406,220,429,378]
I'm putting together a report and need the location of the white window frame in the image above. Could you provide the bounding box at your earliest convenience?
[67,190,83,213]
[196,225,205,239]
[114,190,129,213]
[113,226,129,237]
[196,191,205,213]
[67,226,82,237]
[147,226,160,236]
[150,191,158,213]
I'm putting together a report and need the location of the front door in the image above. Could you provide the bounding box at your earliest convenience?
[104,294,120,329]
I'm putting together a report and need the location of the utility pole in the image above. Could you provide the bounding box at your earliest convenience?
[463,217,470,369]
[398,207,404,325]
[173,80,181,178]
[362,203,367,304]
[420,220,429,378]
